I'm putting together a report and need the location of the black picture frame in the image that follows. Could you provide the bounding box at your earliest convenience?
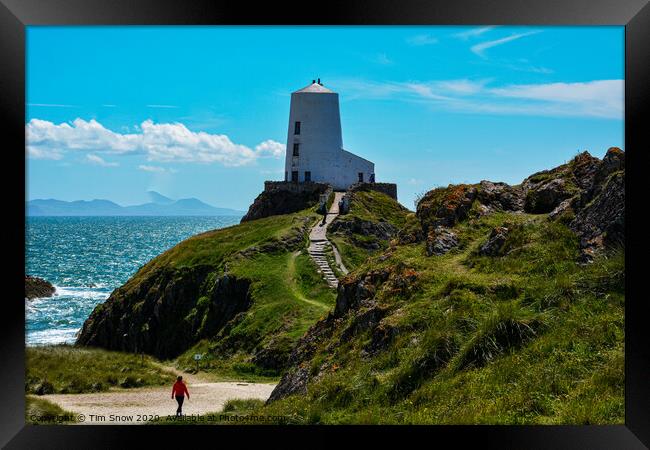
[1,0,647,448]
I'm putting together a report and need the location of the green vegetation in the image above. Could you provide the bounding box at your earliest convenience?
[345,189,410,228]
[26,396,78,424]
[215,209,624,424]
[167,211,335,379]
[125,212,315,288]
[63,169,623,425]
[26,345,176,394]
[329,190,410,271]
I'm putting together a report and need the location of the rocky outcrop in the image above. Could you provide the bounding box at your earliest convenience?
[477,181,524,212]
[416,184,478,232]
[570,170,624,260]
[241,182,330,222]
[479,226,510,256]
[426,226,459,256]
[546,148,624,259]
[25,276,55,300]
[329,217,398,250]
[77,267,252,359]
[522,151,600,214]
[412,148,624,259]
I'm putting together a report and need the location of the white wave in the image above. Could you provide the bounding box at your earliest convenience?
[27,327,79,346]
[53,285,111,300]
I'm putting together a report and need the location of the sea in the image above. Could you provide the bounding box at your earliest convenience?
[25,216,242,346]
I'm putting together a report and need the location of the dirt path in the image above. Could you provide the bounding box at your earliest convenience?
[288,251,331,311]
[39,364,276,425]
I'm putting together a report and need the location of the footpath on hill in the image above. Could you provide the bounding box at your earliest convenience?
[308,191,348,288]
[37,363,276,425]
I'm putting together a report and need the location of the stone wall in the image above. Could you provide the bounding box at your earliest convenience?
[264,181,331,195]
[349,182,398,201]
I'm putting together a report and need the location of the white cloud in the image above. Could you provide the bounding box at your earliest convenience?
[488,80,624,118]
[452,26,497,40]
[138,165,176,173]
[434,79,489,95]
[26,118,285,166]
[255,140,285,158]
[407,34,439,46]
[471,31,541,58]
[27,146,63,160]
[85,154,118,167]
[332,77,623,119]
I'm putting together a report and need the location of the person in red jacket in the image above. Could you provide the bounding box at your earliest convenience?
[171,376,190,416]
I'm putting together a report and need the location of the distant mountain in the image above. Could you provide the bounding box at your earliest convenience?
[27,195,244,217]
[147,191,174,205]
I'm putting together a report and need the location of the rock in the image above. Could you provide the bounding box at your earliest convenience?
[25,276,55,300]
[340,306,388,341]
[364,324,398,356]
[570,170,624,259]
[334,269,390,318]
[523,151,603,214]
[538,148,625,259]
[479,226,510,256]
[477,181,525,211]
[601,147,625,175]
[570,151,602,190]
[34,380,55,395]
[585,147,625,202]
[267,367,309,403]
[416,184,478,231]
[329,217,398,249]
[524,178,574,213]
[241,182,330,222]
[426,226,459,256]
[548,198,575,222]
[76,267,253,360]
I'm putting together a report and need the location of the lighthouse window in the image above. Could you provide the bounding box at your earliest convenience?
[294,121,301,135]
[358,172,364,183]
[291,171,299,182]
[293,143,300,156]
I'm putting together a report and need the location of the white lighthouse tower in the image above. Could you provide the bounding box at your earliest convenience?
[284,79,375,190]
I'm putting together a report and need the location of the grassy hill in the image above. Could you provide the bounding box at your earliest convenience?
[76,206,336,379]
[69,148,624,424]
[260,209,623,424]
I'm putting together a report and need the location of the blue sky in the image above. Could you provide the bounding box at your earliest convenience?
[26,26,624,210]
